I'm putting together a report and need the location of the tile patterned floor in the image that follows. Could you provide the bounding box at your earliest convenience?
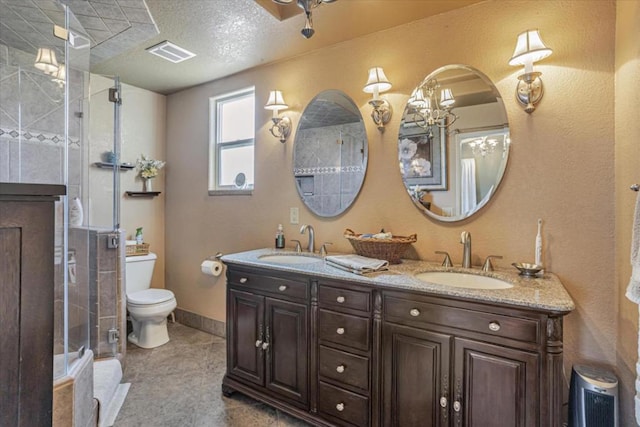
[114,322,311,427]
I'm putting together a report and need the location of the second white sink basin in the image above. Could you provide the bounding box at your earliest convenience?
[415,271,513,290]
[258,254,323,265]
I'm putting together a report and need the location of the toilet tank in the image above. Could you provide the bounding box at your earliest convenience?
[125,252,157,294]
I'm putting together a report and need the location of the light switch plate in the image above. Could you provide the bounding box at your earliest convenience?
[290,207,299,224]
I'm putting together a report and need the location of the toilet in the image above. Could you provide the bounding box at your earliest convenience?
[125,252,176,348]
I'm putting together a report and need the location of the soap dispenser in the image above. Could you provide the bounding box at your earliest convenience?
[275,224,285,249]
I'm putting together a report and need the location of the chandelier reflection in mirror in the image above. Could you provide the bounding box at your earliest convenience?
[273,0,337,39]
[466,134,511,158]
[407,78,458,142]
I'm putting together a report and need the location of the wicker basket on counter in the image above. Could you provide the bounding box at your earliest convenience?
[125,243,150,257]
[343,229,417,264]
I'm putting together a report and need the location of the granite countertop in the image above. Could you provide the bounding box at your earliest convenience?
[221,248,575,314]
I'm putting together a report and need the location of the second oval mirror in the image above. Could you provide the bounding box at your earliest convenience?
[294,90,368,217]
[398,65,510,222]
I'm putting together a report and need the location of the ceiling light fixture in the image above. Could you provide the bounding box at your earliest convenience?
[264,90,292,143]
[35,47,59,75]
[407,78,457,142]
[272,0,337,39]
[508,29,552,114]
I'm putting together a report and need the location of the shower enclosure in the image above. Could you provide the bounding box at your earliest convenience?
[0,0,124,386]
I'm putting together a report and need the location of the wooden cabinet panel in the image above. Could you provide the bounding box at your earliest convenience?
[228,290,264,386]
[318,309,370,352]
[227,269,308,302]
[319,345,369,392]
[318,381,369,427]
[453,337,539,427]
[382,323,451,427]
[318,283,371,314]
[265,298,308,406]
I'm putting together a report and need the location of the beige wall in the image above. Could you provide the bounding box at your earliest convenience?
[615,0,640,425]
[165,0,634,422]
[90,74,167,289]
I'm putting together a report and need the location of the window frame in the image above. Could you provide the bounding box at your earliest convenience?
[208,86,255,195]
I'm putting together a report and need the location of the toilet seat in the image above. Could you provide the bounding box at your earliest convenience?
[127,288,175,306]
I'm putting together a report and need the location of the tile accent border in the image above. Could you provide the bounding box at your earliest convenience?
[174,307,225,338]
[294,165,364,175]
[0,126,80,148]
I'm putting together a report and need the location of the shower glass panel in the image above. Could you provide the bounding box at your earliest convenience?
[0,0,92,378]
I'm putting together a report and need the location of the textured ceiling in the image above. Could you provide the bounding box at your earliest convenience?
[88,0,483,95]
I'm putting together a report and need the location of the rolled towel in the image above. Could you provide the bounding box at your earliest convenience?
[325,254,389,274]
[627,190,640,304]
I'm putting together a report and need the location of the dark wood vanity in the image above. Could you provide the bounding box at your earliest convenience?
[222,253,572,427]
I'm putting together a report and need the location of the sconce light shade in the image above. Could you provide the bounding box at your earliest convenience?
[509,29,553,68]
[363,67,393,132]
[508,29,552,114]
[35,48,59,75]
[439,88,455,108]
[363,67,392,96]
[52,64,66,87]
[264,90,291,143]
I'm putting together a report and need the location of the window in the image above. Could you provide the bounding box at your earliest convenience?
[209,87,255,194]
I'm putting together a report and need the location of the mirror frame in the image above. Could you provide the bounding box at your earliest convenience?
[399,64,510,222]
[293,89,368,218]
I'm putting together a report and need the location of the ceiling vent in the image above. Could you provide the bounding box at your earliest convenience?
[145,41,196,63]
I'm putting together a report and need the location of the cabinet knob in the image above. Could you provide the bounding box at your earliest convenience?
[278,285,287,292]
[239,277,248,284]
[488,321,501,332]
[440,397,447,408]
[410,308,420,317]
[336,403,345,412]
[336,327,345,335]
[261,342,269,350]
[336,296,345,303]
[453,401,461,412]
[336,364,345,373]
[255,340,263,348]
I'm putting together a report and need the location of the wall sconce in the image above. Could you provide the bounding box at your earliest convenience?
[264,90,291,143]
[35,47,59,75]
[52,64,66,88]
[508,29,553,114]
[363,67,392,131]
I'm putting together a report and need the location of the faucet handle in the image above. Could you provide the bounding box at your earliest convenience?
[290,240,302,253]
[435,251,453,268]
[320,242,333,257]
[482,255,503,272]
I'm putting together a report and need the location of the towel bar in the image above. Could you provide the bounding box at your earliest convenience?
[631,184,639,192]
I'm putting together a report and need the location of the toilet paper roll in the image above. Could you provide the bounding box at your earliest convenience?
[201,260,223,277]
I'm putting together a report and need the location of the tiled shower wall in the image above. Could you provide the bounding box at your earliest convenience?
[294,122,366,216]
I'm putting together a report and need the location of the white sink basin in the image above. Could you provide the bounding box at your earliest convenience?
[415,271,513,290]
[258,254,323,265]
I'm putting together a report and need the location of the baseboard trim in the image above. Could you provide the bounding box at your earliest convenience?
[174,308,225,338]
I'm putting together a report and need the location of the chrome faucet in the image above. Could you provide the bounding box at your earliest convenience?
[460,231,472,268]
[300,224,315,253]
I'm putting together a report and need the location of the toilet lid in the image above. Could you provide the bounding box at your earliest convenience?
[128,289,175,305]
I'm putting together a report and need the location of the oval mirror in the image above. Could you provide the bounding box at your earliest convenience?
[294,90,368,217]
[398,65,509,222]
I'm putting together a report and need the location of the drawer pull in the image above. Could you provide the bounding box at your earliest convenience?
[336,402,345,412]
[278,285,287,292]
[410,308,420,317]
[336,296,345,303]
[453,401,461,412]
[239,277,248,284]
[489,321,501,332]
[261,342,269,350]
[336,327,345,335]
[336,364,345,373]
[440,397,447,408]
[255,340,263,348]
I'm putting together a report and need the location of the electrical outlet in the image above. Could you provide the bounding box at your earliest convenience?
[290,207,299,224]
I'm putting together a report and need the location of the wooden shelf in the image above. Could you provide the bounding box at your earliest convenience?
[94,162,135,170]
[126,191,161,198]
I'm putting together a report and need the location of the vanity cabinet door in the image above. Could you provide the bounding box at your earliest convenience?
[382,323,451,427]
[228,289,265,386]
[265,297,309,407]
[452,337,539,427]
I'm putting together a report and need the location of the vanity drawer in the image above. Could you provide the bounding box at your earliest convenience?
[384,296,540,344]
[228,270,307,301]
[318,284,371,314]
[318,382,369,427]
[318,310,370,352]
[319,345,369,393]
